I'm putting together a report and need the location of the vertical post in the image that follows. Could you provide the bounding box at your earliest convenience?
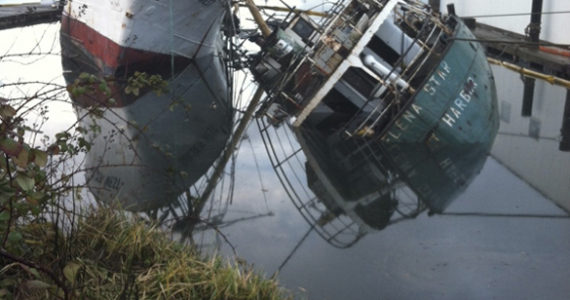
[560,90,570,152]
[528,0,543,46]
[429,0,441,14]
[446,4,456,16]
[521,77,535,116]
[521,0,543,117]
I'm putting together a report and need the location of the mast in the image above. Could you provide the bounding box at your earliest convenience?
[244,0,272,38]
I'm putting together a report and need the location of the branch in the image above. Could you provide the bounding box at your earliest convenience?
[0,247,69,300]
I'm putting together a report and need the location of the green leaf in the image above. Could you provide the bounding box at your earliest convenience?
[13,146,30,168]
[15,174,35,192]
[18,264,41,279]
[0,138,22,157]
[0,104,17,119]
[7,231,22,243]
[0,211,9,221]
[16,126,25,137]
[24,280,50,290]
[55,131,70,142]
[29,191,45,200]
[0,288,10,297]
[32,149,48,167]
[63,262,81,284]
[78,137,91,151]
[0,190,15,203]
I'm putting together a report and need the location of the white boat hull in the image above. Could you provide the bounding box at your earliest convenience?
[61,0,233,210]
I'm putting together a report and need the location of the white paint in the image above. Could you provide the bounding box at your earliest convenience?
[294,0,402,127]
[362,54,410,89]
[64,0,226,58]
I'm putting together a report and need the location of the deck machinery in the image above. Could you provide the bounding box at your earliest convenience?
[253,0,499,246]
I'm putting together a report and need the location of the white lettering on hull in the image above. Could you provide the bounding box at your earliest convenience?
[423,61,451,96]
[440,76,478,128]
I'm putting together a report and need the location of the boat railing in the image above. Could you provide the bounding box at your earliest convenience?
[255,0,367,117]
[314,0,348,32]
[256,116,366,248]
[345,1,450,138]
[256,0,449,137]
[354,20,444,134]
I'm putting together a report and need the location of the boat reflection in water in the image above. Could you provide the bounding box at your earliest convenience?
[253,0,499,247]
[60,0,234,211]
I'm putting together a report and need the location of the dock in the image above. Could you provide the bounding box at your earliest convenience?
[467,17,570,152]
[469,20,570,81]
[0,4,62,30]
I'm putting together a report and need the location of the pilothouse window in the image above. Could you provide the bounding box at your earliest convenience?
[367,35,400,67]
[292,18,315,41]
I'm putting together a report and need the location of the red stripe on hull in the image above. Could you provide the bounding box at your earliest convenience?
[61,15,192,108]
[62,15,171,69]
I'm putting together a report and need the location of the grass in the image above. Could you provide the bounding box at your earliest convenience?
[0,208,291,299]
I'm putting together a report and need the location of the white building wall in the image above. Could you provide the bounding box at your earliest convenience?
[436,0,570,211]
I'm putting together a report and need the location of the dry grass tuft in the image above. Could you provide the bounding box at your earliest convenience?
[2,209,291,299]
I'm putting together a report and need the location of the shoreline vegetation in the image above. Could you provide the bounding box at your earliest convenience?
[0,208,291,299]
[1,65,291,298]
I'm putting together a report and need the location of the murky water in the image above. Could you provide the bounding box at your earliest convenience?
[2,2,570,299]
[192,121,570,300]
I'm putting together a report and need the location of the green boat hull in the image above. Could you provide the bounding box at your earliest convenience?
[378,20,499,213]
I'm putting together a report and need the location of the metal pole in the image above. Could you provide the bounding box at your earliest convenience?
[194,87,265,216]
[245,0,273,38]
[560,89,570,152]
[429,0,441,14]
[446,4,456,16]
[521,0,543,117]
[521,77,535,117]
[528,0,543,45]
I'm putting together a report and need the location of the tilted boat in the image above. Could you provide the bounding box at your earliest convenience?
[60,0,234,211]
[252,0,499,245]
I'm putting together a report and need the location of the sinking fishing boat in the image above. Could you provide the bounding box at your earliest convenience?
[253,0,499,245]
[60,0,234,211]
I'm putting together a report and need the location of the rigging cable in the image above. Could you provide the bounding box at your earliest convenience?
[463,10,570,19]
[275,223,315,275]
[448,38,570,48]
[246,126,271,212]
[169,0,174,80]
[439,212,569,219]
[496,132,560,142]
